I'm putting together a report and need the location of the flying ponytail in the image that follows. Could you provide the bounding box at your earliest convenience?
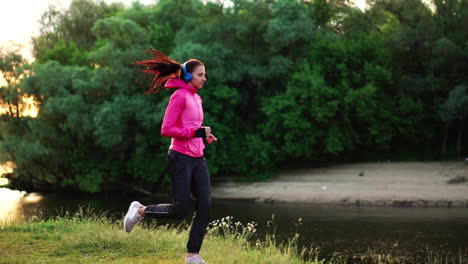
[135,49,181,94]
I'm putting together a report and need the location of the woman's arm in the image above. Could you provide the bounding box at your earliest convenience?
[161,92,195,139]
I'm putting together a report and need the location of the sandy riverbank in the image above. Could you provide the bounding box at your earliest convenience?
[211,162,468,207]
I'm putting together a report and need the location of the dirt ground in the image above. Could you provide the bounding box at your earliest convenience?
[211,162,468,207]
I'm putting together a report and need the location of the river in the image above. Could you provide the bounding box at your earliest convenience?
[1,187,467,262]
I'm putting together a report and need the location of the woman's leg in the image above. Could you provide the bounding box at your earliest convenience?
[144,150,193,219]
[186,158,211,254]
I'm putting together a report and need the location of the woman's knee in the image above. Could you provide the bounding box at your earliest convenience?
[197,197,211,211]
[173,199,193,218]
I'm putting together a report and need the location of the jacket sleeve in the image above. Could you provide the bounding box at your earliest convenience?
[161,91,196,139]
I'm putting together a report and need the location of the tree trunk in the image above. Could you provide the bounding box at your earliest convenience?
[457,118,464,159]
[442,122,448,157]
[7,101,14,117]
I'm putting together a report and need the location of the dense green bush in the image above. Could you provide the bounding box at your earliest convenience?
[0,0,466,192]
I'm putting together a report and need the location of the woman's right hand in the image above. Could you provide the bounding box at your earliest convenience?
[203,126,217,144]
[206,133,218,144]
[199,126,217,144]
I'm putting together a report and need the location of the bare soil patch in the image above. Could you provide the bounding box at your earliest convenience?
[212,162,468,207]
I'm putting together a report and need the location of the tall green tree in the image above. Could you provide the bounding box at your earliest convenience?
[32,0,123,64]
[0,44,30,118]
[3,0,467,193]
[262,32,408,162]
[430,0,468,156]
[438,85,468,158]
[0,46,39,191]
[342,0,467,157]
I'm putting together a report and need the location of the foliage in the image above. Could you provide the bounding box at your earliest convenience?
[0,0,467,192]
[0,45,30,118]
[262,32,402,161]
[32,0,124,62]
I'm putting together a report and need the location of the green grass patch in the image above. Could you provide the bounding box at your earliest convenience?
[0,212,320,264]
[0,211,465,264]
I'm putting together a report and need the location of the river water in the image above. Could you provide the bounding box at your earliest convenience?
[1,187,467,262]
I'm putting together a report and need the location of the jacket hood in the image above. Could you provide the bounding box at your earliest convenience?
[165,78,196,92]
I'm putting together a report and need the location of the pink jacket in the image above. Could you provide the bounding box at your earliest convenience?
[161,79,205,157]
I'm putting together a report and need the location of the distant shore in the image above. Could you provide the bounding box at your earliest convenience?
[212,162,468,207]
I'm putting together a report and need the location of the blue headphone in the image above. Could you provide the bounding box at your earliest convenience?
[181,62,193,82]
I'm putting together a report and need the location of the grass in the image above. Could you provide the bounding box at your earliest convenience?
[0,210,320,264]
[0,210,466,264]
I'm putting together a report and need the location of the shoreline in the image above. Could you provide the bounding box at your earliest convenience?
[212,197,468,208]
[211,161,468,208]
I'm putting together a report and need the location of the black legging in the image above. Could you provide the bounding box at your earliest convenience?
[144,150,211,253]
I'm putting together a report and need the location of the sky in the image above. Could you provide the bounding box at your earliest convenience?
[0,0,155,60]
[0,0,366,61]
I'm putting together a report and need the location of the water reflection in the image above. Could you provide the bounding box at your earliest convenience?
[0,162,14,187]
[0,178,8,186]
[0,188,44,224]
[0,188,128,224]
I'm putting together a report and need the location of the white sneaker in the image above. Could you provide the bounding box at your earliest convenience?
[124,201,144,232]
[185,254,206,264]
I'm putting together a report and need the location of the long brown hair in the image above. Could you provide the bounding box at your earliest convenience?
[135,49,203,94]
[135,49,180,94]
